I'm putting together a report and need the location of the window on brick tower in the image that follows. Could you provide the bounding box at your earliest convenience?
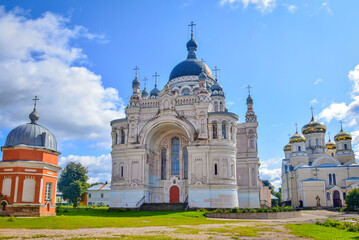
[45,182,52,200]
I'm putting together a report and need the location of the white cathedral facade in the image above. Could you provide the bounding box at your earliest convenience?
[110,30,260,209]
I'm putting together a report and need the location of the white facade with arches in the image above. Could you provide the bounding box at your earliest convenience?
[110,32,261,209]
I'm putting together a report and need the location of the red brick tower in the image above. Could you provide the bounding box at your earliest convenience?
[0,97,61,216]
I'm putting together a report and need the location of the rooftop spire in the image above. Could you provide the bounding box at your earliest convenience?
[143,77,148,89]
[295,123,298,133]
[188,21,196,39]
[29,96,40,124]
[328,131,331,140]
[153,72,160,88]
[340,120,343,131]
[246,85,252,95]
[212,66,220,82]
[133,66,140,78]
[310,106,314,121]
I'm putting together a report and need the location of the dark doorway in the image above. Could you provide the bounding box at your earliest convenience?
[169,186,179,203]
[333,190,342,207]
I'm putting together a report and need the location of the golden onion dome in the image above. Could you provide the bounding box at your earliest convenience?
[289,131,306,144]
[283,143,291,151]
[301,116,327,135]
[325,140,336,150]
[334,129,352,142]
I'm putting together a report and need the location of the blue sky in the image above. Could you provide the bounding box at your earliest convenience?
[1,0,359,188]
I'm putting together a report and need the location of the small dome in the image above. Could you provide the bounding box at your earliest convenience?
[199,71,207,80]
[334,129,352,142]
[326,140,336,150]
[150,86,160,97]
[290,131,306,144]
[142,87,149,97]
[301,117,326,135]
[132,77,140,87]
[283,143,291,151]
[4,110,57,151]
[247,95,253,105]
[186,38,198,49]
[211,83,223,92]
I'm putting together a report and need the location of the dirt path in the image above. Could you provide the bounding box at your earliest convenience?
[0,210,356,240]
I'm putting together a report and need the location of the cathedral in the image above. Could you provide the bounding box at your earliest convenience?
[282,112,359,208]
[110,25,261,209]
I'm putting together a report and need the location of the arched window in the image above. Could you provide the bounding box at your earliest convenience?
[214,164,218,176]
[213,122,218,139]
[309,139,312,147]
[220,101,223,111]
[171,137,180,175]
[315,138,319,146]
[161,149,167,179]
[331,152,334,157]
[222,123,227,139]
[343,192,347,199]
[182,88,190,96]
[344,143,348,150]
[121,166,124,178]
[121,129,125,144]
[327,192,330,200]
[329,174,332,185]
[183,147,188,179]
[298,146,301,152]
[230,126,233,140]
[333,173,336,185]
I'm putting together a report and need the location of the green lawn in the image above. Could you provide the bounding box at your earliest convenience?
[287,223,359,240]
[0,207,233,229]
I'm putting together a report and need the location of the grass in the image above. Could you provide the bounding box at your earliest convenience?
[0,207,234,229]
[70,236,182,240]
[287,223,359,240]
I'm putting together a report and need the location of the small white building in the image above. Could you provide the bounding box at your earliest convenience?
[87,183,111,207]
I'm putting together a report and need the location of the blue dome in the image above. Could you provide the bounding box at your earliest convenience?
[186,38,198,49]
[211,83,223,92]
[150,87,160,97]
[247,95,253,104]
[169,58,214,81]
[132,77,140,87]
[5,122,57,152]
[142,87,149,97]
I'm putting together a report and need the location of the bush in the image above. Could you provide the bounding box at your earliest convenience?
[346,189,359,211]
[7,216,15,222]
[231,207,239,213]
[270,207,278,212]
[197,208,208,213]
[213,208,224,213]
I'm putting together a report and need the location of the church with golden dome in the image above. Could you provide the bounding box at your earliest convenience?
[282,111,359,208]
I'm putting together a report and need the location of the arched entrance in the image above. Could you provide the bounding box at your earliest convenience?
[333,190,342,207]
[169,186,180,203]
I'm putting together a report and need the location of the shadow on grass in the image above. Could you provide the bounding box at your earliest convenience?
[56,207,199,218]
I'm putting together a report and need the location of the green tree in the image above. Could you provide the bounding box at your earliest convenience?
[58,162,90,207]
[269,183,282,206]
[345,188,359,211]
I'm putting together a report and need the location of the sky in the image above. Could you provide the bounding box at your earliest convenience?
[1,0,359,189]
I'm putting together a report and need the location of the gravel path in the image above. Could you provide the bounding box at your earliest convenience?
[0,210,356,240]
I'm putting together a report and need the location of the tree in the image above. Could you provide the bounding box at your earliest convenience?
[58,162,90,207]
[345,188,359,211]
[269,183,282,206]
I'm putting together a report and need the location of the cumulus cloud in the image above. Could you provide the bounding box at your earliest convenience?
[219,0,276,13]
[314,78,322,85]
[0,7,125,146]
[60,154,112,184]
[318,64,359,153]
[287,5,297,13]
[259,157,282,190]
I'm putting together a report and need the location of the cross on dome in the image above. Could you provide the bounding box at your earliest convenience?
[295,123,298,133]
[153,72,160,87]
[188,21,196,38]
[212,66,220,81]
[32,96,39,110]
[340,120,343,131]
[246,85,252,95]
[133,66,140,77]
[143,77,148,88]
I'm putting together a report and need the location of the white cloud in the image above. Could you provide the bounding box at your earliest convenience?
[59,154,112,184]
[310,99,318,105]
[219,0,276,13]
[287,5,297,13]
[259,157,282,190]
[0,7,125,148]
[321,1,333,14]
[314,78,322,85]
